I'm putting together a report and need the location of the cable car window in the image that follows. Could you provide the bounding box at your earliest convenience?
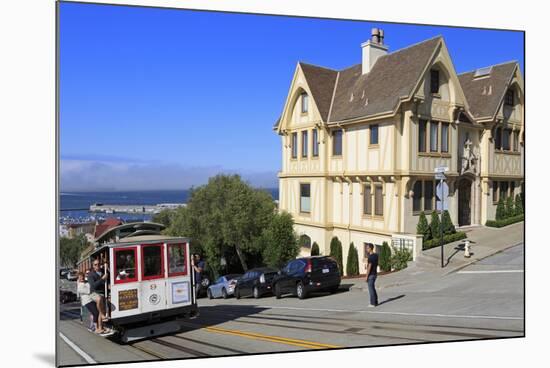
[168,243,187,276]
[114,248,137,284]
[142,244,163,280]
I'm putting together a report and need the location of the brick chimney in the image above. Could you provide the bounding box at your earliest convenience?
[361,28,389,75]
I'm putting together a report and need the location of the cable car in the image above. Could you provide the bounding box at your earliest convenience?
[85,234,198,343]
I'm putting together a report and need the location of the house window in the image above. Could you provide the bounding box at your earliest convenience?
[500,181,509,200]
[418,119,427,152]
[413,181,422,212]
[495,127,502,150]
[312,129,319,157]
[363,185,372,215]
[332,129,342,156]
[291,132,298,158]
[430,122,439,152]
[300,183,311,213]
[513,131,519,152]
[503,129,511,151]
[301,93,309,113]
[441,123,449,153]
[505,89,514,106]
[301,131,308,158]
[493,181,499,203]
[430,69,440,94]
[424,181,434,211]
[374,185,384,216]
[370,124,379,145]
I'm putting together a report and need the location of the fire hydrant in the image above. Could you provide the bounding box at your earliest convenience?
[464,240,471,258]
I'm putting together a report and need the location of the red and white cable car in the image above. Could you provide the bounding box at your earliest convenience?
[87,234,198,342]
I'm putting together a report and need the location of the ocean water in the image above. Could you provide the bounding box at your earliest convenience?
[59,189,278,223]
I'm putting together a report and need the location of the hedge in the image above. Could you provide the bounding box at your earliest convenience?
[486,214,524,228]
[423,231,467,250]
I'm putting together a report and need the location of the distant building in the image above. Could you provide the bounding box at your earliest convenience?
[67,222,96,239]
[274,29,523,274]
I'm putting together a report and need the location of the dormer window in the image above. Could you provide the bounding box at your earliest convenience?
[430,69,440,94]
[505,89,514,106]
[301,93,309,113]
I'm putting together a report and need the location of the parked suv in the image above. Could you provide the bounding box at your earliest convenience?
[272,256,341,299]
[235,267,278,299]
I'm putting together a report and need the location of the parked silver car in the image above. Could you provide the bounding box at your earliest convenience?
[207,274,242,299]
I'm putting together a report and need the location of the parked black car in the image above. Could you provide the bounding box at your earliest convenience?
[235,267,278,299]
[272,256,341,299]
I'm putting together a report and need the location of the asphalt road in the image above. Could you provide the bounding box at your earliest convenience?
[57,244,524,366]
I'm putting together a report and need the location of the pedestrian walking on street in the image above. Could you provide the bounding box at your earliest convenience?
[366,243,379,307]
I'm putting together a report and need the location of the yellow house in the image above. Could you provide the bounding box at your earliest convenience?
[273,29,524,275]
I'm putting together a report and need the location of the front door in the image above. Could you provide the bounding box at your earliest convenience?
[458,179,471,226]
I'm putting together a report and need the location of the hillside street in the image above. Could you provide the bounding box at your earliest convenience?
[58,223,524,366]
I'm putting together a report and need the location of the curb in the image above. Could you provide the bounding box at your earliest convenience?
[442,241,524,276]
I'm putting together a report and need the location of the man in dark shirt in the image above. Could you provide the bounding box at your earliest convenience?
[366,243,379,307]
[192,254,206,298]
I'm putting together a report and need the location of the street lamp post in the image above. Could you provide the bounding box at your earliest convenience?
[434,166,449,268]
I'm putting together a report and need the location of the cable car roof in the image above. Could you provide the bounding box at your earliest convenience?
[90,235,190,257]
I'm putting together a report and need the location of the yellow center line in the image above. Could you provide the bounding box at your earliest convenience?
[204,326,341,349]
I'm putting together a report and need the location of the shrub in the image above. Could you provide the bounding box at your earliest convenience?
[311,242,320,256]
[514,194,523,216]
[330,237,343,275]
[486,214,524,228]
[416,211,431,241]
[505,196,515,219]
[423,231,467,250]
[441,210,456,235]
[495,198,506,221]
[390,247,412,271]
[346,242,359,276]
[430,210,442,240]
[379,241,392,272]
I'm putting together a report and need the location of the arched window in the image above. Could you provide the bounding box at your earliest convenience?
[299,234,312,249]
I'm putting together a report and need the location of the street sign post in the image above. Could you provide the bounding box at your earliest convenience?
[434,166,448,268]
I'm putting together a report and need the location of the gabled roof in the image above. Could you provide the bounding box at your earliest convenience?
[329,36,441,123]
[94,217,123,239]
[458,61,518,120]
[298,63,338,122]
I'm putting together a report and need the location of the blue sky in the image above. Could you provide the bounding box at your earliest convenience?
[59,2,524,191]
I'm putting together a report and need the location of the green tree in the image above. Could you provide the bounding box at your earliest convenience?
[416,211,431,241]
[379,241,392,272]
[505,196,515,219]
[329,237,343,275]
[495,198,506,220]
[261,212,299,269]
[311,242,320,256]
[514,194,524,215]
[60,235,87,268]
[152,209,176,228]
[166,175,276,274]
[346,242,359,276]
[441,210,456,235]
[430,210,442,240]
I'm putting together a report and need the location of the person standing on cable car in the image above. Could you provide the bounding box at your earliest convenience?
[192,254,205,298]
[88,258,109,322]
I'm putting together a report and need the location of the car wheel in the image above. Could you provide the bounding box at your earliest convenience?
[296,282,307,299]
[222,288,228,299]
[207,289,213,299]
[253,286,260,299]
[274,283,282,299]
[235,288,241,299]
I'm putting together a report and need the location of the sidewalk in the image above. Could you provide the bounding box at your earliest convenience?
[345,221,524,292]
